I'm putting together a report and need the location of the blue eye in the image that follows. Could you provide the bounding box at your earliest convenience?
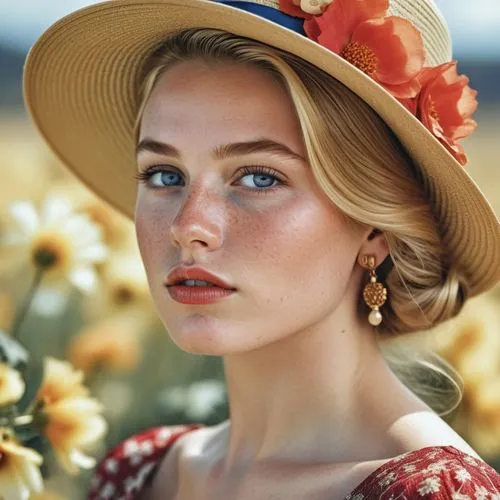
[135,167,184,187]
[236,165,285,192]
[239,172,278,189]
[153,171,183,187]
[135,165,285,192]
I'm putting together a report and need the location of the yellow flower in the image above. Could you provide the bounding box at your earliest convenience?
[2,195,108,316]
[429,292,500,391]
[84,244,154,321]
[68,313,143,374]
[36,358,88,404]
[466,378,500,458]
[0,428,43,500]
[41,398,107,475]
[35,357,107,474]
[0,363,25,406]
[428,291,500,457]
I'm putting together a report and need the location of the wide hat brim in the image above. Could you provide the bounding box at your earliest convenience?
[23,0,500,297]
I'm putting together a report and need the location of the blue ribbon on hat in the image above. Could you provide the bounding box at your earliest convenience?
[217,1,306,36]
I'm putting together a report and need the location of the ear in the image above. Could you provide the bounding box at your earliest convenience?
[357,228,390,269]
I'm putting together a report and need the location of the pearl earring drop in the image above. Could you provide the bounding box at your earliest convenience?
[360,255,388,326]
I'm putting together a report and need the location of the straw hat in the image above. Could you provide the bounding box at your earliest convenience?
[23,0,500,297]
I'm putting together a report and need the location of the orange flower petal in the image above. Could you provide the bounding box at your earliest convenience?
[383,77,422,99]
[440,138,468,166]
[352,17,425,84]
[304,16,322,41]
[417,61,478,164]
[398,97,418,115]
[315,0,389,50]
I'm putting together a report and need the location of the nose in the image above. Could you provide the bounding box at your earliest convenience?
[169,183,224,254]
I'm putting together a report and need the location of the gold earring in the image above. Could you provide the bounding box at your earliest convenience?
[361,255,388,326]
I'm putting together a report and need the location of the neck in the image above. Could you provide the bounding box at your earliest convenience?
[220,303,427,471]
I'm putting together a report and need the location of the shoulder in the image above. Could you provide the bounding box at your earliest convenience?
[87,424,204,500]
[346,446,500,500]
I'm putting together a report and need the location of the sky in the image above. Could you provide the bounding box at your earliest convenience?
[1,0,499,60]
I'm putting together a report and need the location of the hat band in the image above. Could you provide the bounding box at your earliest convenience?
[218,1,306,35]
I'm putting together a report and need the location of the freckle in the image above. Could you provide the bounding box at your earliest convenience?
[341,329,345,333]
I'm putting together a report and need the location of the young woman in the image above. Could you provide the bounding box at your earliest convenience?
[23,0,500,498]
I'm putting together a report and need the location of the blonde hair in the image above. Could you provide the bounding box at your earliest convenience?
[133,28,467,416]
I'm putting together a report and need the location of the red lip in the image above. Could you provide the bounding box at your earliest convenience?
[165,266,236,290]
[165,266,236,305]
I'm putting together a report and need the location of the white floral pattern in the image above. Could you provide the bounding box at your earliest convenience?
[344,446,499,500]
[417,476,442,495]
[451,493,471,500]
[456,467,473,483]
[89,429,500,500]
[426,459,450,474]
[474,485,490,500]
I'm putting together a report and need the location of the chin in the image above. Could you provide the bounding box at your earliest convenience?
[162,316,264,356]
[163,314,229,354]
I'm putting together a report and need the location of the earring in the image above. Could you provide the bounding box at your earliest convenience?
[361,255,388,326]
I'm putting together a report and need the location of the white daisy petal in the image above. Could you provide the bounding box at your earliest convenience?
[75,242,108,263]
[41,195,73,227]
[7,201,39,237]
[62,215,103,245]
[70,449,97,469]
[16,461,44,494]
[69,266,98,293]
[31,286,70,316]
[0,233,26,246]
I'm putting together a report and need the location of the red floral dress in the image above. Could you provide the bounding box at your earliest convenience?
[88,425,500,500]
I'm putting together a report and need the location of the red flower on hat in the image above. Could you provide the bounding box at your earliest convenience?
[279,0,478,165]
[304,0,425,98]
[404,61,478,165]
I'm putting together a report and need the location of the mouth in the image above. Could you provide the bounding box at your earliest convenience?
[165,267,237,304]
[168,279,224,287]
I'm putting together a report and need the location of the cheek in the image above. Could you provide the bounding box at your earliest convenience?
[235,194,355,286]
[134,192,174,285]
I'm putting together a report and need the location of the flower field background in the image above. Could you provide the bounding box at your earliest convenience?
[0,58,499,500]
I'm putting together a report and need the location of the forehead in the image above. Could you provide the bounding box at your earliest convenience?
[139,60,304,145]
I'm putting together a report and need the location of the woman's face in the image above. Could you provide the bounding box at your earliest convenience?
[135,59,369,354]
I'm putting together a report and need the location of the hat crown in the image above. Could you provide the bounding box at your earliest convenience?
[222,0,452,66]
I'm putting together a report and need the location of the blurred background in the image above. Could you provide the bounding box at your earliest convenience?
[0,0,499,498]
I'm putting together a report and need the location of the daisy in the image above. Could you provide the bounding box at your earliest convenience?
[68,313,143,374]
[3,195,108,317]
[84,245,153,321]
[34,357,108,474]
[0,428,43,500]
[48,180,132,250]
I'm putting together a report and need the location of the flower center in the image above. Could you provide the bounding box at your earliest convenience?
[341,41,378,75]
[30,232,73,273]
[113,285,135,305]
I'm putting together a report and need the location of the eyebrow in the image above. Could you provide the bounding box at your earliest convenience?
[135,138,306,163]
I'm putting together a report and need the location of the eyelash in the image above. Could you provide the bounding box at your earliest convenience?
[134,164,287,193]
